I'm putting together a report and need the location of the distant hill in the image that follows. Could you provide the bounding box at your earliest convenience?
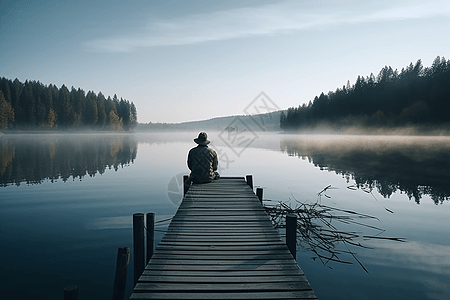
[136,110,284,132]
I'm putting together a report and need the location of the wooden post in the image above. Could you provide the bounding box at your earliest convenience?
[246,175,253,190]
[286,213,297,261]
[112,247,130,300]
[183,175,190,195]
[63,285,78,300]
[256,188,263,203]
[133,213,145,286]
[146,213,155,263]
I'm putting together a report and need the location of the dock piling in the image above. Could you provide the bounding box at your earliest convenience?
[286,213,297,260]
[63,285,78,300]
[146,213,155,263]
[132,213,145,285]
[256,187,263,203]
[112,247,130,300]
[246,174,253,190]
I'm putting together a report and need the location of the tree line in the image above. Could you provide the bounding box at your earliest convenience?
[0,77,137,131]
[280,56,450,131]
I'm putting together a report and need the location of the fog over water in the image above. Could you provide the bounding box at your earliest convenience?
[279,134,450,204]
[1,132,449,299]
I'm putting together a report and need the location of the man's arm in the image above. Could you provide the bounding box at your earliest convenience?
[212,149,218,171]
[187,149,193,171]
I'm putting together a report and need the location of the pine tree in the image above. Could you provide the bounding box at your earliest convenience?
[108,110,123,131]
[57,85,71,127]
[47,108,56,128]
[85,91,98,126]
[130,102,137,129]
[96,92,107,128]
[19,81,35,127]
[71,87,85,126]
[9,79,23,126]
[0,91,15,129]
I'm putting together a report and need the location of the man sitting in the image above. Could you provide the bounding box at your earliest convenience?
[187,132,220,184]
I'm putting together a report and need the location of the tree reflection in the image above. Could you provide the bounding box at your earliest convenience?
[0,134,137,186]
[280,136,450,204]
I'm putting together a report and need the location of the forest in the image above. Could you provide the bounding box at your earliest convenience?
[0,78,137,131]
[280,56,450,132]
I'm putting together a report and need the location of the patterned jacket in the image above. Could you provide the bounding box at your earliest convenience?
[187,145,218,183]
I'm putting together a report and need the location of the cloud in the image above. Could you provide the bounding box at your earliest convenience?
[85,0,450,52]
[362,239,450,298]
[363,240,450,276]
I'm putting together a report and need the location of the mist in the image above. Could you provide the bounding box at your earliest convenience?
[280,134,450,204]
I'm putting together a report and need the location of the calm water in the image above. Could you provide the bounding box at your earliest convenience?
[1,132,449,300]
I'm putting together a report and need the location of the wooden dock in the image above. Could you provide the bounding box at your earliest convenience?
[130,177,317,299]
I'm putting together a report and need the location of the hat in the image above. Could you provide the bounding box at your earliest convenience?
[194,132,210,145]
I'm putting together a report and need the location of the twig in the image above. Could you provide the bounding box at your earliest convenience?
[264,185,405,273]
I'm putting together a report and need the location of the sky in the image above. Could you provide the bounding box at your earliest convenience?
[1,0,449,124]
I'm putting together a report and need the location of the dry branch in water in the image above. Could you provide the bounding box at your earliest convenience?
[264,186,406,273]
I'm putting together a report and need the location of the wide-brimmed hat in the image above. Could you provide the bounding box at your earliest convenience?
[194,132,210,145]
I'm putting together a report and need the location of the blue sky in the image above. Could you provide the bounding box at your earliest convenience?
[1,0,449,123]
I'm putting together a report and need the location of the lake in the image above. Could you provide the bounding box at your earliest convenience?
[1,131,449,300]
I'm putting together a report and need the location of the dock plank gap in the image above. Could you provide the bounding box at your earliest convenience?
[130,177,318,299]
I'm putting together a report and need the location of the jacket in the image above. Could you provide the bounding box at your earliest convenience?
[187,145,218,183]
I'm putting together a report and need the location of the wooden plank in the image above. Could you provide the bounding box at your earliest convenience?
[140,270,306,277]
[144,264,302,271]
[163,229,279,234]
[133,282,313,292]
[161,232,281,236]
[170,216,271,221]
[176,207,266,210]
[171,214,271,218]
[159,239,284,244]
[178,205,262,208]
[138,275,306,283]
[174,211,266,214]
[172,215,269,219]
[165,224,277,229]
[160,234,281,239]
[130,291,318,300]
[167,224,276,229]
[183,195,255,197]
[154,247,291,252]
[160,235,282,240]
[156,241,286,247]
[164,226,277,231]
[154,249,292,254]
[145,259,296,266]
[159,238,283,243]
[180,201,259,204]
[163,231,279,235]
[149,253,294,261]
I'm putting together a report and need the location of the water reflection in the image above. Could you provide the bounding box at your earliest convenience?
[280,135,450,204]
[0,134,137,187]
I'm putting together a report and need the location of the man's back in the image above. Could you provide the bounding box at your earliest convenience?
[187,144,218,183]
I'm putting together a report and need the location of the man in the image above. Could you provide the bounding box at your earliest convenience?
[187,132,219,184]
